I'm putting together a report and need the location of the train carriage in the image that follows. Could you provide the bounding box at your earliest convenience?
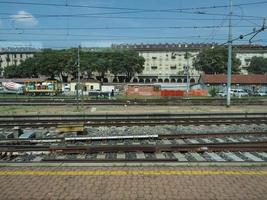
[24,80,61,96]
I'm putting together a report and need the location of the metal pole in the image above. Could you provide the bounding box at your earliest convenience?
[186,55,190,97]
[76,45,80,110]
[226,0,233,107]
[79,46,84,109]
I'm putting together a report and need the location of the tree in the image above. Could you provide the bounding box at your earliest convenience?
[4,65,21,78]
[247,56,267,74]
[123,51,145,81]
[4,58,39,78]
[110,51,145,82]
[194,46,241,74]
[3,48,145,82]
[36,49,75,80]
[19,57,40,77]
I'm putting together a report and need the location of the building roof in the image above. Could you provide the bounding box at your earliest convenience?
[0,47,40,53]
[111,43,267,52]
[0,78,48,83]
[201,74,267,84]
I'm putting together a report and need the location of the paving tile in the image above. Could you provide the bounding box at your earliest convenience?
[0,166,266,200]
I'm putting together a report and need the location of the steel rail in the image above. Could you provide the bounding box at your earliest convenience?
[1,112,267,118]
[0,118,266,127]
[0,98,266,106]
[1,141,267,153]
[42,158,179,162]
[0,131,266,145]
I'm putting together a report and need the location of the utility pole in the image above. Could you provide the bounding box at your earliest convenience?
[80,46,84,109]
[226,0,233,107]
[185,52,190,97]
[76,45,81,110]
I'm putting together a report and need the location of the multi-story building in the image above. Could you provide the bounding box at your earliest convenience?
[111,43,267,83]
[0,47,39,77]
[1,45,267,83]
[233,45,267,74]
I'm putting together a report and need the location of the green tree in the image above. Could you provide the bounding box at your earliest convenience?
[4,65,21,78]
[19,57,40,77]
[194,47,241,74]
[123,51,145,81]
[247,56,267,74]
[110,51,145,82]
[3,48,145,82]
[209,87,219,97]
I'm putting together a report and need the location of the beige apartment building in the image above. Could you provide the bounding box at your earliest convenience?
[111,43,267,83]
[0,48,38,77]
[1,45,267,83]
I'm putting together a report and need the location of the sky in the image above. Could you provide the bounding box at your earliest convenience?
[0,0,267,48]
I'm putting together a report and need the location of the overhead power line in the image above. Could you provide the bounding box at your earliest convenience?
[1,10,264,20]
[0,1,267,11]
[0,25,257,31]
[0,12,263,21]
[0,32,229,40]
[0,1,265,20]
[179,10,265,19]
[220,20,267,45]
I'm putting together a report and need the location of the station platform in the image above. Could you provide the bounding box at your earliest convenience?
[0,166,267,200]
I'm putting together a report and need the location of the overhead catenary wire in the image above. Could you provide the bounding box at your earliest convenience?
[0,25,259,31]
[0,32,229,38]
[0,1,266,20]
[0,1,266,48]
[0,0,267,11]
[0,11,265,20]
[0,13,264,21]
[220,22,267,45]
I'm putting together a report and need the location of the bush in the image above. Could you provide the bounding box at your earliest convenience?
[209,87,219,97]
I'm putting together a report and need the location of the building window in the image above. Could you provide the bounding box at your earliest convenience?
[90,85,94,90]
[20,54,23,58]
[170,65,177,70]
[151,66,158,70]
[152,57,157,60]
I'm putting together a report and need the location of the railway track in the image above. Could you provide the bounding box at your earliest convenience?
[0,97,267,106]
[0,131,266,144]
[1,112,267,127]
[0,132,267,163]
[1,141,267,153]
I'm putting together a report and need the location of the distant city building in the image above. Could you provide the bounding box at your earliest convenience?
[1,45,267,83]
[111,43,267,83]
[0,47,40,77]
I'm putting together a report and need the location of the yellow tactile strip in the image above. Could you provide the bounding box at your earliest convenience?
[0,170,267,176]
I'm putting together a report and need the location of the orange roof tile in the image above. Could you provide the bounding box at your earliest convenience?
[202,74,267,84]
